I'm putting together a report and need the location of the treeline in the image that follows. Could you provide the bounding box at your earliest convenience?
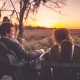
[24,25,54,30]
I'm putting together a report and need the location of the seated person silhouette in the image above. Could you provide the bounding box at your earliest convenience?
[0,22,43,61]
[41,28,80,80]
[0,23,44,80]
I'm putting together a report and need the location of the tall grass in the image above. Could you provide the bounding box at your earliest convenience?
[21,29,80,51]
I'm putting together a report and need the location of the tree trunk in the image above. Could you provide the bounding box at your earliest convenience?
[18,19,24,38]
[17,0,25,43]
[17,11,24,43]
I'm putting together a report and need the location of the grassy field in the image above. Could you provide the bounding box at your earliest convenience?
[21,29,80,51]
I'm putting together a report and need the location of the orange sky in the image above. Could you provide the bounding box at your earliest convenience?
[0,0,80,29]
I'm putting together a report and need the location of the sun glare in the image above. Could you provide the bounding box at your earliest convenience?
[52,23,64,28]
[36,20,53,28]
[28,19,58,28]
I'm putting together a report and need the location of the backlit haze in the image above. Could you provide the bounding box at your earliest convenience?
[0,0,80,29]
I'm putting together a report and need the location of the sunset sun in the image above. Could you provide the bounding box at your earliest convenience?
[27,19,58,28]
[36,20,54,28]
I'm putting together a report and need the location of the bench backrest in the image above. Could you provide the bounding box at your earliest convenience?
[60,40,72,63]
[40,40,80,80]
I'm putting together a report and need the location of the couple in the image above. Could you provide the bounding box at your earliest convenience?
[0,22,79,80]
[0,23,74,61]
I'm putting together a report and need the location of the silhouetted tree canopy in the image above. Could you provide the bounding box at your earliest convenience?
[0,0,67,42]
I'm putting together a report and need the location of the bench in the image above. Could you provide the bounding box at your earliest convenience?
[40,40,80,80]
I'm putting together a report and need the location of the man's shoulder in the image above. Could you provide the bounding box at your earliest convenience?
[0,37,18,45]
[1,37,15,41]
[1,37,12,40]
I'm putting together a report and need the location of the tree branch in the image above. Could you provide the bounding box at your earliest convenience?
[42,3,68,16]
[9,0,19,21]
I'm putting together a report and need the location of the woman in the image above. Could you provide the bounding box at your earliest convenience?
[40,28,74,80]
[41,28,72,60]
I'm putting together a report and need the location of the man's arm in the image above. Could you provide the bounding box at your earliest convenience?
[12,41,43,60]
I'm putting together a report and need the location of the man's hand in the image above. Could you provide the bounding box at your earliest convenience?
[35,49,45,56]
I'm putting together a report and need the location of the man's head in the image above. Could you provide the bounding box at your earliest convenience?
[0,23,15,39]
[2,16,10,23]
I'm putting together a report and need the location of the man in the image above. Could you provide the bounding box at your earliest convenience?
[0,22,44,80]
[0,22,43,60]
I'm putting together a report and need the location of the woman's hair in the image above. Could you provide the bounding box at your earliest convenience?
[0,23,14,36]
[53,28,71,44]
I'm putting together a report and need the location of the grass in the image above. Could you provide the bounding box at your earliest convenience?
[21,29,80,51]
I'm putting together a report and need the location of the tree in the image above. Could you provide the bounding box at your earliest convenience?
[0,0,67,42]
